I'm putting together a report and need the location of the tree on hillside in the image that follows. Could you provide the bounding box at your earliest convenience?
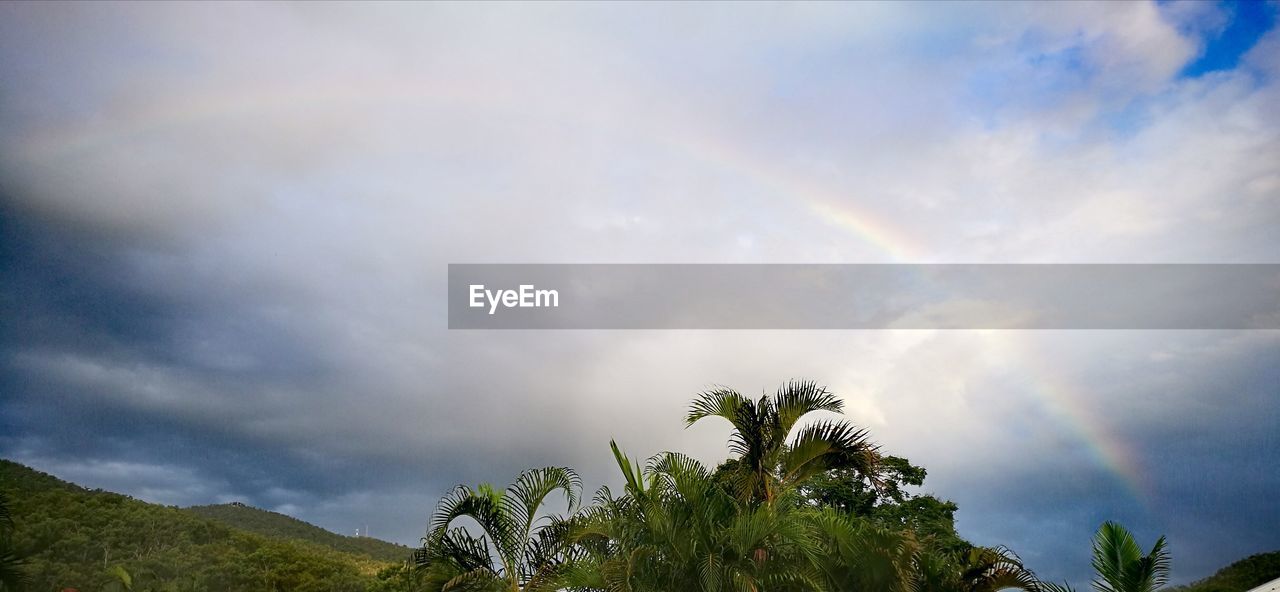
[417,467,582,592]
[1168,551,1280,592]
[0,492,29,592]
[686,380,882,506]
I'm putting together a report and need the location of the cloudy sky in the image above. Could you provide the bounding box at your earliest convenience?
[1,1,1278,586]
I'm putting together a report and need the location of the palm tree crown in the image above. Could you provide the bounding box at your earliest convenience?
[1041,521,1170,592]
[420,466,582,592]
[686,380,881,506]
[1089,521,1169,592]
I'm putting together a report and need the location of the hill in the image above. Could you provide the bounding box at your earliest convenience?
[185,503,409,563]
[1171,551,1280,592]
[0,459,402,591]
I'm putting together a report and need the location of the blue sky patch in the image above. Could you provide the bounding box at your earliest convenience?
[1180,0,1277,77]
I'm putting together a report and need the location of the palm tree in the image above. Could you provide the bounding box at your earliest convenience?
[568,441,821,592]
[1089,522,1169,592]
[1041,522,1169,592]
[808,508,919,592]
[686,380,881,506]
[567,387,1045,592]
[418,467,582,592]
[909,545,1042,592]
[950,546,1042,592]
[101,565,139,592]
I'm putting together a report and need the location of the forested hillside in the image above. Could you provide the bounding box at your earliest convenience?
[1170,552,1280,592]
[186,503,409,563]
[0,459,398,592]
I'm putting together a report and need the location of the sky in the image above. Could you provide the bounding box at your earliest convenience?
[1,1,1278,586]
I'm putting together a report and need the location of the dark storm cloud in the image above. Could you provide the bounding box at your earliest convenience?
[0,199,349,490]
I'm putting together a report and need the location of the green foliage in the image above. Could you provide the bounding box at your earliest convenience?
[1168,551,1280,592]
[366,562,425,592]
[801,455,924,514]
[186,503,409,562]
[1043,522,1171,592]
[551,383,1039,592]
[687,380,881,506]
[807,509,1036,592]
[800,456,968,554]
[417,466,582,592]
[567,440,1040,592]
[0,491,31,592]
[568,442,822,592]
[0,459,391,592]
[1090,522,1170,592]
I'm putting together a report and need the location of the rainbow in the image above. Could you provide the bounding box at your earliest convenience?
[652,124,1152,508]
[997,332,1153,507]
[655,125,929,262]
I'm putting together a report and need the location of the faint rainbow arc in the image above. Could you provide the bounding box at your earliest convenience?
[1001,332,1152,506]
[650,124,929,262]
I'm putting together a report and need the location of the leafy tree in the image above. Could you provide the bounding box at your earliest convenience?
[368,561,426,592]
[687,380,881,506]
[802,455,923,515]
[1043,522,1170,592]
[801,456,967,554]
[417,467,581,592]
[810,511,1041,592]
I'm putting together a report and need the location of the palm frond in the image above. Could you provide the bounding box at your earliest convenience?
[782,419,880,486]
[958,546,1041,592]
[686,387,749,428]
[0,550,30,592]
[611,441,649,499]
[0,493,12,531]
[1088,522,1170,592]
[427,484,514,555]
[433,528,496,573]
[1040,583,1079,592]
[440,566,504,592]
[503,466,581,542]
[1141,536,1170,591]
[772,379,843,437]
